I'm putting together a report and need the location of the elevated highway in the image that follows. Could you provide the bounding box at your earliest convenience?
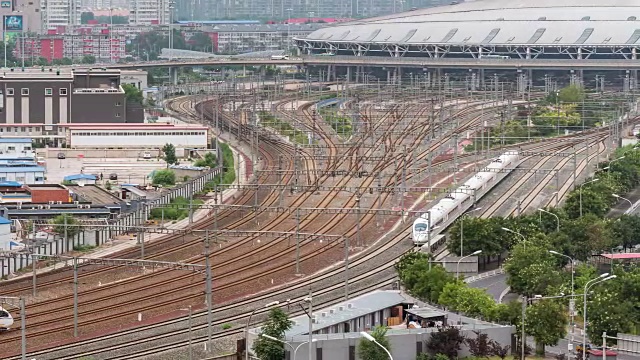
[97,56,640,71]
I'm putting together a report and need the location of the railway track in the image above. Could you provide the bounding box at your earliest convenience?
[0,86,602,358]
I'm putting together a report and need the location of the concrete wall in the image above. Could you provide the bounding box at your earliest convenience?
[71,92,127,123]
[617,333,640,355]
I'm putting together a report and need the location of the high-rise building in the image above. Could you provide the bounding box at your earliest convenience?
[129,0,171,25]
[41,0,81,30]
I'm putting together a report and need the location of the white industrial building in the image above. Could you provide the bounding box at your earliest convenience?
[66,124,209,149]
[0,138,35,159]
[0,165,45,184]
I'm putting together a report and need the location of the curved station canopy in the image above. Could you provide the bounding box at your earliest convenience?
[294,0,640,60]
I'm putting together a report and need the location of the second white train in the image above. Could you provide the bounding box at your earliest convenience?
[413,151,520,247]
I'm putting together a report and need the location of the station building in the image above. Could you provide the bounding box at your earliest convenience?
[0,68,143,144]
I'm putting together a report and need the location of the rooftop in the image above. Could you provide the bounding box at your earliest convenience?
[0,138,31,144]
[302,0,640,47]
[283,290,410,337]
[0,166,44,173]
[66,184,123,205]
[0,216,11,225]
[64,174,97,181]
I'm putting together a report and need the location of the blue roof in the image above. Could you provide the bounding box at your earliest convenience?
[64,174,97,181]
[0,166,44,173]
[0,216,11,224]
[0,138,31,143]
[0,181,21,187]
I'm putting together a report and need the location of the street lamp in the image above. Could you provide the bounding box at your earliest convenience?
[360,332,393,360]
[537,208,560,232]
[583,274,617,360]
[259,334,317,360]
[245,300,282,360]
[579,178,599,217]
[460,207,482,256]
[457,250,482,279]
[612,193,633,209]
[549,250,575,356]
[501,227,526,248]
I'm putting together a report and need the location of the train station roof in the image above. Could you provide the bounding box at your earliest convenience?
[303,0,640,46]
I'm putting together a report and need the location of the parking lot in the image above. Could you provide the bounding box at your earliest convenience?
[45,155,168,185]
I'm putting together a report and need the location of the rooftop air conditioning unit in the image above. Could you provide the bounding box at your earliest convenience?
[338,306,345,311]
[45,205,50,209]
[77,204,83,208]
[321,312,327,317]
[329,309,335,314]
[48,201,54,204]
[16,202,21,209]
[57,201,62,204]
[84,205,91,209]
[347,303,353,309]
[74,201,79,205]
[38,205,43,209]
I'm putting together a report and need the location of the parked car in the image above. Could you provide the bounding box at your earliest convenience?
[143,152,152,159]
[109,173,118,180]
[57,152,66,159]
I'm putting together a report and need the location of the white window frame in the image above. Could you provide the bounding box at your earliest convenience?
[45,88,53,96]
[6,88,14,96]
[21,88,29,96]
[60,88,67,95]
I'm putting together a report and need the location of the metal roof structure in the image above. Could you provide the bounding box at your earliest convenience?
[295,0,640,60]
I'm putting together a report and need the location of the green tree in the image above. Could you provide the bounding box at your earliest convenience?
[190,32,213,52]
[557,85,586,103]
[81,55,96,64]
[53,214,80,237]
[525,300,568,355]
[122,84,143,104]
[162,143,178,165]
[504,241,562,297]
[80,11,95,24]
[252,308,293,360]
[559,215,615,261]
[358,326,391,360]
[447,217,510,257]
[194,152,217,168]
[152,169,176,186]
[609,215,640,250]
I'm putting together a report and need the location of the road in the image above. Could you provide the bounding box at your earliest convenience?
[68,55,640,71]
[468,273,510,302]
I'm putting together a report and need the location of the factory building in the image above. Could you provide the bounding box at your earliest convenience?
[0,68,142,143]
[0,138,35,159]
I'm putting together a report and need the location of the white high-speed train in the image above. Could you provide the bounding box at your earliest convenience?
[0,306,13,330]
[413,151,520,249]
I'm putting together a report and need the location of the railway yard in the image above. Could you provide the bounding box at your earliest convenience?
[0,74,634,360]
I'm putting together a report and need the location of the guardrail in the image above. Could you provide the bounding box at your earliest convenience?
[464,268,504,284]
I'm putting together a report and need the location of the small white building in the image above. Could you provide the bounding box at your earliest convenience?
[66,124,208,151]
[120,70,148,90]
[63,174,97,186]
[0,138,34,159]
[0,165,45,184]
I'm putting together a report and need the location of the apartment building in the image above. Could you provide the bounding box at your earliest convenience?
[41,0,81,30]
[129,0,170,25]
[16,30,126,62]
[206,23,322,53]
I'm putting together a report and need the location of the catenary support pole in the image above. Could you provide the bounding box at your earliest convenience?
[73,257,79,338]
[205,231,213,352]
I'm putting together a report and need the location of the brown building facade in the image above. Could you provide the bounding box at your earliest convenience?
[0,68,142,137]
[25,185,70,203]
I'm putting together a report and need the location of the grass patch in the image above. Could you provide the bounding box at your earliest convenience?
[149,196,204,220]
[259,111,308,144]
[201,142,236,194]
[319,108,352,138]
[73,244,96,252]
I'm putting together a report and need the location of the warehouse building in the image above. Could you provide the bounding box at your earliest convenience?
[65,123,209,151]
